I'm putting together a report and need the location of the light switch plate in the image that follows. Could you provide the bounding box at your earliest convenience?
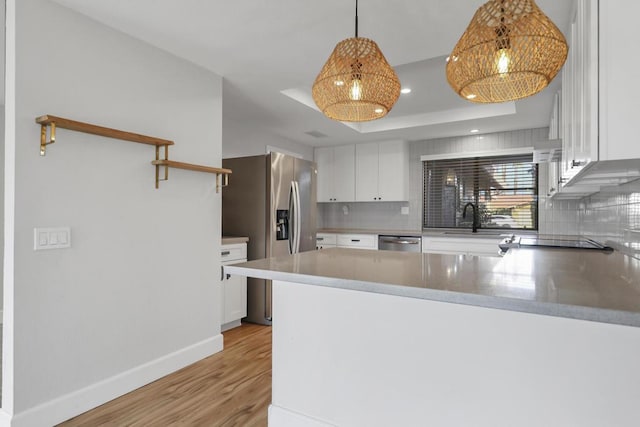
[34,227,71,250]
[401,206,410,215]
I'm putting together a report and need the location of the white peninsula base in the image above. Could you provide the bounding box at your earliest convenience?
[269,280,640,427]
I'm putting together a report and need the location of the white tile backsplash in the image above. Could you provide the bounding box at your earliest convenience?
[318,202,413,231]
[578,180,640,248]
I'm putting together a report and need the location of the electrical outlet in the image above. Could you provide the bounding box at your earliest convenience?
[34,227,71,250]
[401,206,410,215]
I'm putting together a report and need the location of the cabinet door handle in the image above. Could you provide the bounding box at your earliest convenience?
[220,265,225,281]
[221,251,230,256]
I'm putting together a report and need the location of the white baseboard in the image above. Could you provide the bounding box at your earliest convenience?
[0,409,11,427]
[268,405,336,427]
[221,319,241,332]
[10,334,223,427]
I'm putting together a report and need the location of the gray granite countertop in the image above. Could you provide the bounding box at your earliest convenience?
[224,247,640,327]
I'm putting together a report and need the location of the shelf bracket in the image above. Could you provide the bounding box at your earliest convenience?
[40,122,56,156]
[217,172,230,192]
[155,146,170,189]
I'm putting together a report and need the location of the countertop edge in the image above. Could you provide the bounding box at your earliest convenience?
[222,236,249,245]
[224,264,640,328]
[318,228,423,236]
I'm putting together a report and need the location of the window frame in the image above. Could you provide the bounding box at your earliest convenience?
[421,148,539,231]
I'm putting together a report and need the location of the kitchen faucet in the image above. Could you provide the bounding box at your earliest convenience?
[462,202,480,233]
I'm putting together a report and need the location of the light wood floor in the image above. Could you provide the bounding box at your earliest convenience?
[58,324,272,427]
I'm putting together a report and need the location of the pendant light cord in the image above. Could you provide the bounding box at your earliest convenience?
[355,0,358,38]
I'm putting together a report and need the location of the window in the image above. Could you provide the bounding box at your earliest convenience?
[423,153,538,230]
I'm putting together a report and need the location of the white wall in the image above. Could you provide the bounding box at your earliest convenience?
[222,83,313,161]
[4,0,223,424]
[0,106,5,316]
[0,0,5,320]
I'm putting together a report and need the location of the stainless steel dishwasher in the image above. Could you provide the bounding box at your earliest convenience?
[378,235,422,252]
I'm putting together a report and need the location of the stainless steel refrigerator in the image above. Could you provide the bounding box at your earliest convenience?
[222,152,317,325]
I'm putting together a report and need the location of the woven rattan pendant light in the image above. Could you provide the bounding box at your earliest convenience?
[446,0,568,103]
[312,0,401,122]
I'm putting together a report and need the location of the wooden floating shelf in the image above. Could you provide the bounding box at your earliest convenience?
[151,160,232,175]
[36,114,232,192]
[36,115,174,152]
[152,160,232,192]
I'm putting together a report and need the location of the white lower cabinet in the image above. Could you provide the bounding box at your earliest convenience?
[220,243,247,331]
[316,233,378,250]
[316,233,337,249]
[422,236,502,257]
[337,234,378,250]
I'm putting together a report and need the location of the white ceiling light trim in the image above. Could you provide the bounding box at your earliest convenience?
[282,87,516,134]
[280,88,320,112]
[350,102,516,133]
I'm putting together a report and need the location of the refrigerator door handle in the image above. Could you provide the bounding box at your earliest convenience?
[294,181,302,253]
[288,181,295,254]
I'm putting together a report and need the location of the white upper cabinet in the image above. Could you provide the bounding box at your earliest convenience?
[560,0,640,189]
[378,141,409,201]
[315,147,333,202]
[355,143,379,201]
[355,140,409,202]
[598,0,640,161]
[315,145,355,202]
[561,0,598,183]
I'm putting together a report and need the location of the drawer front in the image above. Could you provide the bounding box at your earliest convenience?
[317,243,337,250]
[221,243,247,262]
[316,233,337,245]
[337,234,377,249]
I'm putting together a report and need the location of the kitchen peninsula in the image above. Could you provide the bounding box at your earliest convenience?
[225,247,640,427]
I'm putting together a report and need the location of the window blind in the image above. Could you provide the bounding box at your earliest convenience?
[423,154,538,230]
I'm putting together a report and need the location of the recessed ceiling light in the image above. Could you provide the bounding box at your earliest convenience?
[470,129,480,133]
[401,88,412,94]
[466,94,477,100]
[374,108,384,114]
[334,80,345,86]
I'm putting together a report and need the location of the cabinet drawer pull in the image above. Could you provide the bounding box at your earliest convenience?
[221,251,231,256]
[351,239,360,242]
[317,237,324,241]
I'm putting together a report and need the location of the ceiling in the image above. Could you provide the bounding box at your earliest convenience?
[51,0,573,147]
